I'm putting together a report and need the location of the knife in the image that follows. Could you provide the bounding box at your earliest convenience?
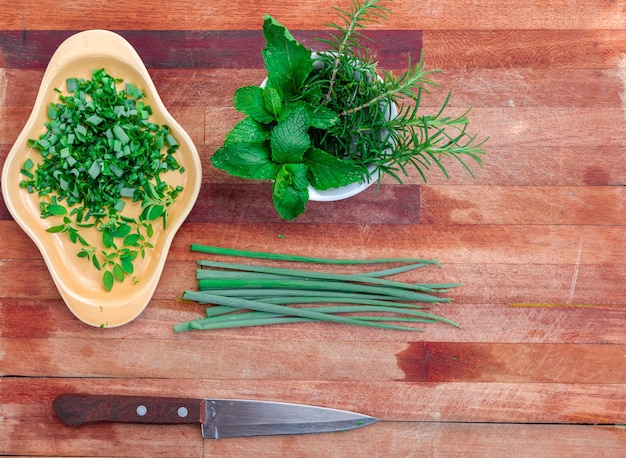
[53,394,377,439]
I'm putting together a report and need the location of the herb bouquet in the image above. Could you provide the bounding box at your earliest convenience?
[211,0,487,220]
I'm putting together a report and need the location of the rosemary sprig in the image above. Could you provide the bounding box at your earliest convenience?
[320,0,391,103]
[311,10,487,183]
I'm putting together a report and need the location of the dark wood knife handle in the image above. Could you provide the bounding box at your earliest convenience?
[53,394,204,427]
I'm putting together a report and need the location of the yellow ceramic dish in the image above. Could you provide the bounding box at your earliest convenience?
[1,30,201,327]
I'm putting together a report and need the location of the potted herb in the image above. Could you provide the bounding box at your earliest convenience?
[211,0,487,220]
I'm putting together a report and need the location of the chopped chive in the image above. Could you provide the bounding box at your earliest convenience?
[19,68,184,292]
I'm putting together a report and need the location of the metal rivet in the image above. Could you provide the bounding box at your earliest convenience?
[136,405,147,416]
[178,406,189,418]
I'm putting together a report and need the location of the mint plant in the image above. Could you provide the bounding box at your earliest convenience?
[212,0,487,220]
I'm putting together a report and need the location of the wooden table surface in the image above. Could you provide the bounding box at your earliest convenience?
[1,1,625,456]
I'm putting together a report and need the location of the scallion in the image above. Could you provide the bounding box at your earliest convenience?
[176,246,461,333]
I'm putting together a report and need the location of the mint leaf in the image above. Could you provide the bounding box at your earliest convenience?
[211,143,279,180]
[233,86,275,123]
[263,87,282,118]
[279,101,339,130]
[272,163,309,220]
[270,107,310,163]
[262,15,314,99]
[304,148,365,190]
[224,117,271,145]
[305,105,339,130]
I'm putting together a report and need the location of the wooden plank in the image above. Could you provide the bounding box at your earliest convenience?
[1,378,625,427]
[2,336,625,384]
[2,30,625,71]
[423,30,626,69]
[205,423,626,458]
[0,30,421,69]
[420,185,626,225]
[1,256,625,306]
[3,297,626,345]
[422,68,626,109]
[2,298,626,344]
[3,220,626,266]
[186,183,420,224]
[3,67,624,110]
[3,418,625,458]
[1,0,623,31]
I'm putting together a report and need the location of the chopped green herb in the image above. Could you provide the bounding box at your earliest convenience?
[20,68,184,291]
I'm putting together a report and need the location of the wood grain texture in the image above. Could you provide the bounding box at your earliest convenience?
[1,0,624,30]
[0,30,422,69]
[1,0,625,456]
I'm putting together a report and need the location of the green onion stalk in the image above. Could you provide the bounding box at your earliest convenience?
[175,244,461,333]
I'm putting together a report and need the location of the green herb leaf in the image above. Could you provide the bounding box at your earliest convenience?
[103,270,114,292]
[280,102,339,130]
[46,224,67,233]
[121,257,134,274]
[305,106,340,130]
[114,224,132,238]
[46,204,68,216]
[263,87,282,118]
[304,147,365,190]
[211,143,279,180]
[102,228,115,249]
[272,163,309,220]
[123,233,142,247]
[224,117,271,145]
[142,204,164,221]
[112,263,125,282]
[270,107,310,163]
[262,14,314,99]
[233,86,275,123]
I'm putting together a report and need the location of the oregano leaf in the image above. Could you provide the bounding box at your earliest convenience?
[102,228,114,249]
[112,263,125,282]
[103,270,114,292]
[121,257,134,274]
[46,204,68,216]
[114,223,132,238]
[46,224,66,233]
[142,205,164,221]
[123,233,142,247]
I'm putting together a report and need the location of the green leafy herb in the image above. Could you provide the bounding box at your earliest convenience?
[20,68,184,291]
[211,0,487,220]
[175,244,460,332]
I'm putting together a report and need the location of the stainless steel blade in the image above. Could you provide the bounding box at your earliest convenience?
[201,399,377,439]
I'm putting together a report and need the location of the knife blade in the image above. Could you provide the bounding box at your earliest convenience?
[53,394,377,439]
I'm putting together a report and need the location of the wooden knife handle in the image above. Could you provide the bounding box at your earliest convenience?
[53,394,204,427]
